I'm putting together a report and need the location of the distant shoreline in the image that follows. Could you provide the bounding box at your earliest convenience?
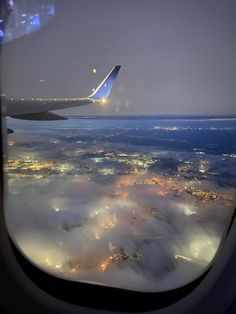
[67,115,236,121]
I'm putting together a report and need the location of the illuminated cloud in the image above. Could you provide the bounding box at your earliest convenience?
[4,118,236,291]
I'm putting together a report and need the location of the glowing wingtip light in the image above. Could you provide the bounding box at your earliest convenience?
[101,98,107,104]
[92,68,97,74]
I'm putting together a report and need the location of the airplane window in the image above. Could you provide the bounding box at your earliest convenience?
[2,0,236,294]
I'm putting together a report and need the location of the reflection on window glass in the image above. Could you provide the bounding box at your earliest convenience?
[2,0,236,292]
[0,0,55,43]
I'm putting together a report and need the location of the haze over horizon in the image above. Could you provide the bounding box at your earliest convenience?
[2,0,236,116]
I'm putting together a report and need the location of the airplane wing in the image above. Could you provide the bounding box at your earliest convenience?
[4,65,121,120]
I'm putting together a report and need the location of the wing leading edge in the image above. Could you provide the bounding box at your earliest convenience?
[5,65,121,120]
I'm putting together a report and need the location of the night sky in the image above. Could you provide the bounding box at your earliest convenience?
[2,0,236,115]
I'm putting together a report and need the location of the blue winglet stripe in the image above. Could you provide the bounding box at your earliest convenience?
[89,65,121,100]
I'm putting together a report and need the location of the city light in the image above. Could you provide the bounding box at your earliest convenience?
[5,119,235,291]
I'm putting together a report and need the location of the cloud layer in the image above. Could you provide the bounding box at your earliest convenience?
[5,118,236,291]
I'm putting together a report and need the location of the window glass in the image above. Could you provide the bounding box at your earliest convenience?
[2,0,236,292]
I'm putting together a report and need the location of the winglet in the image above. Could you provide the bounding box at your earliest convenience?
[89,65,121,100]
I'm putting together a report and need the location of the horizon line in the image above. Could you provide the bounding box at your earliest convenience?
[65,114,236,120]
